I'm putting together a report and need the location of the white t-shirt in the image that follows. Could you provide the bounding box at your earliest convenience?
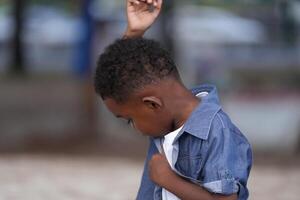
[162,126,183,200]
[161,91,209,200]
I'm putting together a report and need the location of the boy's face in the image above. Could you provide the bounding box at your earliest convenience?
[104,96,173,137]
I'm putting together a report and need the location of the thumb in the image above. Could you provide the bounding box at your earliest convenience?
[152,0,163,18]
[156,0,163,10]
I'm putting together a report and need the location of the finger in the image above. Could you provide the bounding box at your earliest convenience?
[128,0,135,4]
[156,0,162,9]
[151,153,161,161]
[127,0,136,6]
[152,0,162,15]
[128,0,141,5]
[131,0,151,7]
[136,0,158,8]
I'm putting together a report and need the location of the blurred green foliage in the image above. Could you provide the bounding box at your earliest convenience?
[174,0,275,13]
[0,0,8,6]
[29,0,79,12]
[29,0,70,6]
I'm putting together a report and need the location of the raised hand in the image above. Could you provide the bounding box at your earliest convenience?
[124,0,163,38]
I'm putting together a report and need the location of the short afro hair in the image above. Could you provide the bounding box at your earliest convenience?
[94,38,180,102]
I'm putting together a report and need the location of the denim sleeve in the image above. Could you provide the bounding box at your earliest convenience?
[136,138,159,200]
[201,113,252,199]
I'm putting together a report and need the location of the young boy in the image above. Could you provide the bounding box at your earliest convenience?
[94,0,252,200]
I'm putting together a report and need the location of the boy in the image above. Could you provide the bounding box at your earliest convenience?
[94,0,252,199]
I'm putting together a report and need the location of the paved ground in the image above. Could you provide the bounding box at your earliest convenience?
[0,154,299,200]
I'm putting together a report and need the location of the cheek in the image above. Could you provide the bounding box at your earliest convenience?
[135,115,170,136]
[133,120,154,134]
[131,105,172,136]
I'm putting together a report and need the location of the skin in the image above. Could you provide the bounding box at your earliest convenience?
[104,78,200,138]
[104,79,237,200]
[103,1,239,199]
[124,0,163,38]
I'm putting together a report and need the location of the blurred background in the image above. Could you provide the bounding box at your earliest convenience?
[0,0,300,199]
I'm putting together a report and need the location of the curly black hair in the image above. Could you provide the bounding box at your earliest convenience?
[94,38,180,102]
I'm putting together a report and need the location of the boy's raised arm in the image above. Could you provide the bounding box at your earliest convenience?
[124,0,163,39]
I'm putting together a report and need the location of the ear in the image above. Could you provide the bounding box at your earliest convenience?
[142,96,163,110]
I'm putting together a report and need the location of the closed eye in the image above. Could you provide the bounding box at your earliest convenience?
[116,115,134,128]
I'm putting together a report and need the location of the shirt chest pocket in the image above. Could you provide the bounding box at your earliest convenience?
[175,155,203,180]
[175,134,204,180]
[175,135,204,180]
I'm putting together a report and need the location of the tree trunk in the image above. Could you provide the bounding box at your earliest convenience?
[12,0,26,74]
[160,0,175,56]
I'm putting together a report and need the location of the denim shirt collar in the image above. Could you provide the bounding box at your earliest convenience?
[175,84,222,141]
[154,84,222,153]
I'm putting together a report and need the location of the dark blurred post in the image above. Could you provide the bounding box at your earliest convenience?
[279,0,297,46]
[76,0,98,140]
[160,0,175,56]
[11,0,26,74]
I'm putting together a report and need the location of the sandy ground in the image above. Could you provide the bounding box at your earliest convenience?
[0,154,299,200]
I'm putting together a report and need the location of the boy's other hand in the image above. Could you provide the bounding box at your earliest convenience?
[149,153,176,187]
[124,0,163,38]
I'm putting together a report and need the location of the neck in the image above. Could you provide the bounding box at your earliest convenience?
[166,82,200,131]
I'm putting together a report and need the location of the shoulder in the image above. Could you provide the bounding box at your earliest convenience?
[210,110,251,147]
[211,109,233,130]
[179,108,252,159]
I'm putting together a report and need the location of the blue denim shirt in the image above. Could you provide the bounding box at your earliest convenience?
[136,84,252,200]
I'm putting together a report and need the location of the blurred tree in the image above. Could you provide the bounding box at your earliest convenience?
[29,0,72,12]
[76,0,93,77]
[279,0,297,46]
[77,0,98,140]
[161,0,175,56]
[11,0,26,74]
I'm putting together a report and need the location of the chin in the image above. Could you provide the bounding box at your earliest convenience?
[151,131,167,138]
